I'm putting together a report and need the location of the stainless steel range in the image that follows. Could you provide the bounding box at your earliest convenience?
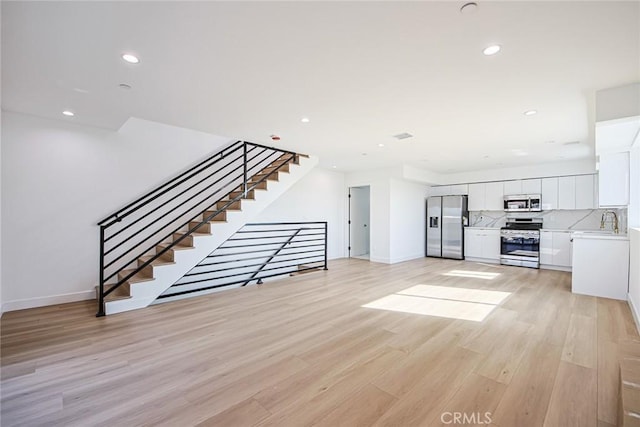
[500,218,543,269]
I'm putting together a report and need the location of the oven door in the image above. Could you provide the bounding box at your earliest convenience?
[500,231,540,268]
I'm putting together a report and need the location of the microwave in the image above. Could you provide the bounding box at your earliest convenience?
[504,194,542,212]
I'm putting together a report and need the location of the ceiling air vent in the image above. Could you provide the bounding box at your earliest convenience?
[393,132,413,140]
[562,141,581,145]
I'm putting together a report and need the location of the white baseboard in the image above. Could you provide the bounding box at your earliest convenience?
[389,253,425,264]
[628,294,640,335]
[2,290,95,313]
[540,264,572,272]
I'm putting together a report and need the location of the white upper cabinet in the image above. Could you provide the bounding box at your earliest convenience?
[467,182,503,211]
[575,175,596,209]
[503,180,522,195]
[599,151,630,207]
[449,184,469,196]
[541,177,559,210]
[522,178,542,194]
[558,176,576,210]
[468,183,485,211]
[485,182,504,211]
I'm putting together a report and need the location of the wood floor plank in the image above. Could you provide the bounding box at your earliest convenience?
[0,257,637,426]
[543,361,597,427]
[491,338,562,427]
[562,313,597,369]
[428,373,506,427]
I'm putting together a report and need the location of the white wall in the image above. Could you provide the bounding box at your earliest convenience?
[1,111,232,311]
[345,167,428,264]
[389,178,428,263]
[253,167,346,260]
[346,168,396,263]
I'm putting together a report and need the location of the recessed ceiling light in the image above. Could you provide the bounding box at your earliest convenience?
[62,110,75,117]
[121,53,140,64]
[483,155,490,159]
[301,117,310,123]
[332,165,337,169]
[524,110,537,116]
[483,45,501,56]
[378,143,385,147]
[362,153,368,156]
[460,2,478,14]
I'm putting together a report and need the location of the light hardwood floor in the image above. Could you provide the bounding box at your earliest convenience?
[2,258,639,426]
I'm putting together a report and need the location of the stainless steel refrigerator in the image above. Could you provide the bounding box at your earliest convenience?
[426,195,469,259]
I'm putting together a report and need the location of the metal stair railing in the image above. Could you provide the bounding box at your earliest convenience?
[96,141,298,316]
[157,222,328,300]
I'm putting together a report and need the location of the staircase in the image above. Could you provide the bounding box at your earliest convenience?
[97,141,318,316]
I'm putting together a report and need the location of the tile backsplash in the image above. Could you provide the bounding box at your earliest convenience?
[469,208,627,232]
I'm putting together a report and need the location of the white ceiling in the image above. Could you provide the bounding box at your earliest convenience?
[2,1,639,173]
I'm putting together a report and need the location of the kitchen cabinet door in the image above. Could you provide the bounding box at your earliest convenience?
[522,178,542,194]
[482,229,501,260]
[541,177,559,210]
[540,231,553,265]
[485,182,504,211]
[558,176,576,209]
[449,184,468,195]
[464,229,483,258]
[430,186,449,197]
[599,152,630,207]
[468,184,485,211]
[553,231,572,267]
[503,180,522,195]
[575,174,595,209]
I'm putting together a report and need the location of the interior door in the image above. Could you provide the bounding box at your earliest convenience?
[349,186,370,257]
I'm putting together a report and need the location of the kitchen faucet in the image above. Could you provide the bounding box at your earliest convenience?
[600,210,619,234]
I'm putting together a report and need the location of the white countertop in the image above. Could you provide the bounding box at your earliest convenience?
[571,231,629,241]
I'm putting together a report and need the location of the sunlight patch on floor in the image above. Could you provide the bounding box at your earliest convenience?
[398,284,511,305]
[442,270,501,280]
[362,284,511,322]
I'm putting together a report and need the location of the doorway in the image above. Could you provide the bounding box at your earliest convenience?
[349,186,370,259]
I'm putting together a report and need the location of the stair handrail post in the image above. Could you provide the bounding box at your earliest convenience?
[324,221,328,270]
[97,225,106,317]
[242,142,248,198]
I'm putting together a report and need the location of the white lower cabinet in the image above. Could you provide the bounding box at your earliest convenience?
[539,230,572,270]
[464,228,500,262]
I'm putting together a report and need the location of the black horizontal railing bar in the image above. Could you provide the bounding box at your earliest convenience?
[102,149,296,292]
[205,244,325,260]
[182,254,325,277]
[164,265,323,294]
[98,140,243,226]
[193,249,326,268]
[103,147,252,243]
[234,226,325,234]
[247,141,298,156]
[173,259,314,285]
[218,238,325,250]
[243,221,327,228]
[102,147,278,266]
[227,232,326,242]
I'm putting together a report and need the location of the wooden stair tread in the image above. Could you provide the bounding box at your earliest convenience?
[139,255,176,267]
[158,242,194,251]
[117,269,154,283]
